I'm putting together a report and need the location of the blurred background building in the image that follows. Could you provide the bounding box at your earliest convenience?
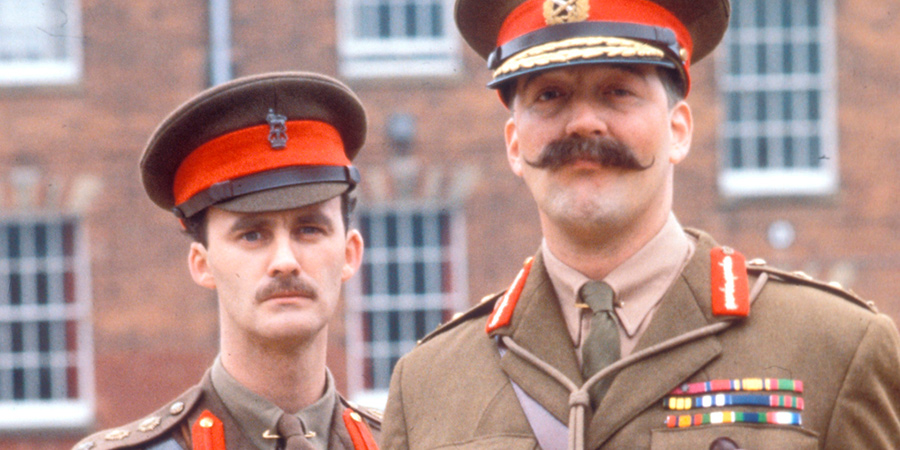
[0,0,897,447]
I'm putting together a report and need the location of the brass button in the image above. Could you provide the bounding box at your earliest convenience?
[709,437,740,450]
[170,401,185,415]
[138,416,161,432]
[792,271,813,280]
[104,429,130,441]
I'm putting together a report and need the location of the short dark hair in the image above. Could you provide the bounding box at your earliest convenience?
[655,66,685,107]
[182,191,358,246]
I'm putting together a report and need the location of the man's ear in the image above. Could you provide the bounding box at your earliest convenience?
[188,242,216,290]
[505,116,525,177]
[341,229,364,282]
[668,100,693,164]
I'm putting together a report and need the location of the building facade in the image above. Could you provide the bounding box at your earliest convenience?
[0,0,897,447]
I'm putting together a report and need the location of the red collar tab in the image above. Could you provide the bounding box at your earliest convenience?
[342,408,379,449]
[191,410,226,450]
[710,247,750,317]
[486,256,534,334]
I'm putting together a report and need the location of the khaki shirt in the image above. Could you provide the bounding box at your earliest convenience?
[543,213,695,358]
[211,357,336,449]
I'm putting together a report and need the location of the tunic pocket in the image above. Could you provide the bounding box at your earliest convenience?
[434,435,539,449]
[651,424,819,449]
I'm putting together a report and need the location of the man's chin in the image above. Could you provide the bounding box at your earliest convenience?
[257,314,327,342]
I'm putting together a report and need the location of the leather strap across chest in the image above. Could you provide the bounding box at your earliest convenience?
[489,252,767,450]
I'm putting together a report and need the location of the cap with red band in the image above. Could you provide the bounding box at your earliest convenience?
[140,71,366,219]
[455,0,731,101]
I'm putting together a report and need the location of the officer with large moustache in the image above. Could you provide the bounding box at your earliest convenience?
[380,0,900,448]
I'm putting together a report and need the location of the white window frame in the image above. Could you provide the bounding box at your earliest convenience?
[345,203,467,409]
[718,0,838,198]
[0,0,83,86]
[0,214,94,430]
[336,0,460,79]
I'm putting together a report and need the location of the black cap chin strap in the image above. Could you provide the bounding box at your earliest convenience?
[172,165,360,219]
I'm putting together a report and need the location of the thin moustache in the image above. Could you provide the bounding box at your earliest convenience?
[256,277,317,302]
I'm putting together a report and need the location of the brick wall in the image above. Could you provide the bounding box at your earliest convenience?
[1,0,898,447]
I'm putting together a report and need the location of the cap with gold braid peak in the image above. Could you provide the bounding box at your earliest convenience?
[455,0,731,100]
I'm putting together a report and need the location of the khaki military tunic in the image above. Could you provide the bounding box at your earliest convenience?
[381,229,900,449]
[74,363,380,449]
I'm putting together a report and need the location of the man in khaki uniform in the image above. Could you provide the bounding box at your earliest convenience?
[381,0,900,448]
[75,72,379,450]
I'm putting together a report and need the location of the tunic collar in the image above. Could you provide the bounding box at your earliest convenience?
[542,213,695,355]
[210,356,336,449]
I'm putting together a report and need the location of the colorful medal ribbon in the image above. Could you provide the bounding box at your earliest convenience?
[670,378,804,395]
[664,393,804,411]
[666,410,802,428]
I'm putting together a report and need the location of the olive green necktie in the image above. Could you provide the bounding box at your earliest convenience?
[277,413,315,450]
[579,280,620,408]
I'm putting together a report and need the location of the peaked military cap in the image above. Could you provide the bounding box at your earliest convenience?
[455,0,731,99]
[141,71,366,219]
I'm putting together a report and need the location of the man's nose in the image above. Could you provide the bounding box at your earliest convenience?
[564,98,610,139]
[267,235,301,277]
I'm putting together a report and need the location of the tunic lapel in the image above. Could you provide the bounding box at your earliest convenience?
[195,372,258,449]
[494,251,583,424]
[586,232,725,448]
[328,393,354,449]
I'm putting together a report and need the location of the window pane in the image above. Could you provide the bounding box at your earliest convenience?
[349,207,464,394]
[404,1,417,37]
[0,215,92,427]
[729,138,743,169]
[378,2,391,38]
[430,2,443,36]
[7,224,20,258]
[810,136,822,168]
[0,0,82,85]
[784,137,795,167]
[720,0,835,196]
[756,138,769,168]
[339,0,459,78]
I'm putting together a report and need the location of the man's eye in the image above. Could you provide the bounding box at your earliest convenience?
[608,87,636,98]
[298,226,325,235]
[537,89,562,102]
[240,231,263,242]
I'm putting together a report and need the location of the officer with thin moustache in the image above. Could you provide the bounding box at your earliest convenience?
[74,72,379,450]
[381,0,900,448]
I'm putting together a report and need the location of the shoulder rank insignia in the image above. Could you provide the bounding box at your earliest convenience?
[710,247,749,317]
[486,256,534,333]
[342,408,379,449]
[191,410,226,450]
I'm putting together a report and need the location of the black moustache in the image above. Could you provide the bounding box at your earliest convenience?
[524,136,654,171]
